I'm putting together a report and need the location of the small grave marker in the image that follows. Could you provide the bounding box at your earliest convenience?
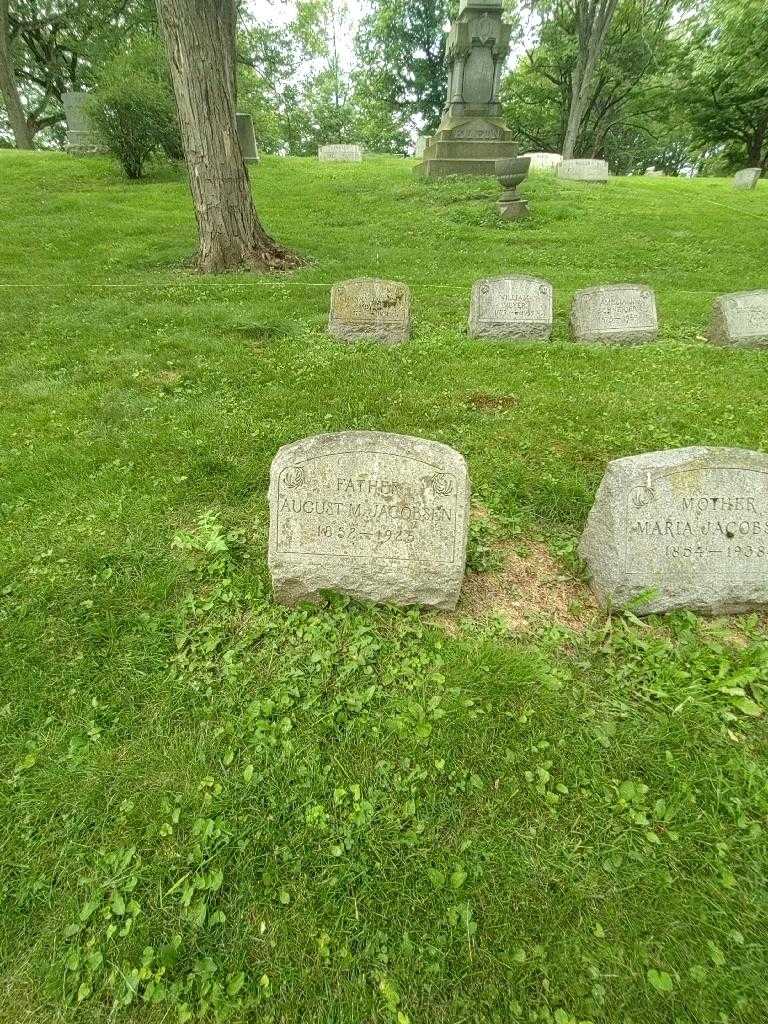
[557,159,609,183]
[329,278,411,345]
[268,432,471,609]
[318,144,363,162]
[469,276,553,340]
[571,285,658,345]
[708,291,768,348]
[733,168,761,190]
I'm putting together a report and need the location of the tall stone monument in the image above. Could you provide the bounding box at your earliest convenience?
[415,0,518,178]
[63,92,98,154]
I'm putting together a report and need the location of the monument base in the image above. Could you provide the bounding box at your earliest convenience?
[414,116,518,178]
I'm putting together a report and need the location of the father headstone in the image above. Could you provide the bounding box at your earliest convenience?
[63,91,98,154]
[236,113,260,164]
[580,447,768,615]
[557,159,609,183]
[708,290,768,348]
[522,152,562,172]
[319,144,363,162]
[469,276,553,340]
[733,168,761,190]
[571,285,658,345]
[329,278,411,345]
[268,431,471,609]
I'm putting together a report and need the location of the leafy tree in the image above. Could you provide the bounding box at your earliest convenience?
[0,0,155,146]
[678,0,768,171]
[354,0,458,138]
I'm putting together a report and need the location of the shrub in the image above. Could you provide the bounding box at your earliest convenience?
[88,36,182,179]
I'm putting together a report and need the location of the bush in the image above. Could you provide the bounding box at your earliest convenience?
[88,36,182,179]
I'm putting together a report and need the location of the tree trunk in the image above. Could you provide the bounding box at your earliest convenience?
[562,0,619,160]
[0,0,33,149]
[156,0,299,273]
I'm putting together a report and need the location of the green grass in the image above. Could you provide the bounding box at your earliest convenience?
[1,150,768,1023]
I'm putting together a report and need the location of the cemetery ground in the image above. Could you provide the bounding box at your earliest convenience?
[2,150,768,1024]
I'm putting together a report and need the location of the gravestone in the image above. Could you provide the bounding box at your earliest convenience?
[580,447,768,615]
[645,167,665,177]
[522,152,562,172]
[415,136,429,158]
[708,291,768,348]
[557,159,609,183]
[469,276,553,340]
[268,431,471,609]
[63,91,98,153]
[236,113,260,164]
[329,278,411,344]
[415,0,520,177]
[733,168,761,190]
[571,285,658,344]
[318,144,363,162]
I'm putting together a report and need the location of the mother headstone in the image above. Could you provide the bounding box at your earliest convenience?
[268,432,471,609]
[580,447,768,615]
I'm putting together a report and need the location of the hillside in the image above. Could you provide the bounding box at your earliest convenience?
[1,151,767,1023]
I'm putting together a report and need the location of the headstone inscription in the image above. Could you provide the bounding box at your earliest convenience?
[733,168,761,190]
[580,447,768,615]
[236,113,260,164]
[708,291,768,348]
[268,432,471,609]
[329,279,411,345]
[63,91,98,153]
[557,159,609,183]
[522,152,562,172]
[469,276,553,340]
[570,285,658,345]
[318,144,363,162]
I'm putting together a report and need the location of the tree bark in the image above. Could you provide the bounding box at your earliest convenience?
[156,0,299,273]
[562,0,619,159]
[0,0,33,149]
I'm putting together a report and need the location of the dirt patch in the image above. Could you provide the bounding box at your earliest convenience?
[435,539,597,634]
[466,392,519,411]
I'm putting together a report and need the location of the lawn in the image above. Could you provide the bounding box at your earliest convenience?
[1,150,767,1023]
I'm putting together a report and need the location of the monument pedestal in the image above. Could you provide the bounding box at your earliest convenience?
[414,0,519,178]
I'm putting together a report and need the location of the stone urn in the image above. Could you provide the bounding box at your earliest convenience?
[496,157,531,220]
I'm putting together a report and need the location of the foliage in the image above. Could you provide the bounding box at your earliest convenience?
[354,0,459,142]
[87,35,180,178]
[677,0,768,171]
[2,150,768,1023]
[2,0,155,143]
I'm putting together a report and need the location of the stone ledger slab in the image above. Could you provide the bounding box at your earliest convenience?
[571,285,658,345]
[733,168,761,190]
[268,432,471,609]
[708,291,768,348]
[580,447,768,615]
[329,278,411,345]
[557,159,609,183]
[319,145,363,162]
[469,276,553,340]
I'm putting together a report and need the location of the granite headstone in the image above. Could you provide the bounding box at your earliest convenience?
[557,159,609,183]
[469,276,553,340]
[522,152,562,172]
[319,145,363,162]
[571,285,658,344]
[580,447,768,615]
[733,168,761,190]
[268,431,471,609]
[329,279,411,344]
[708,291,768,348]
